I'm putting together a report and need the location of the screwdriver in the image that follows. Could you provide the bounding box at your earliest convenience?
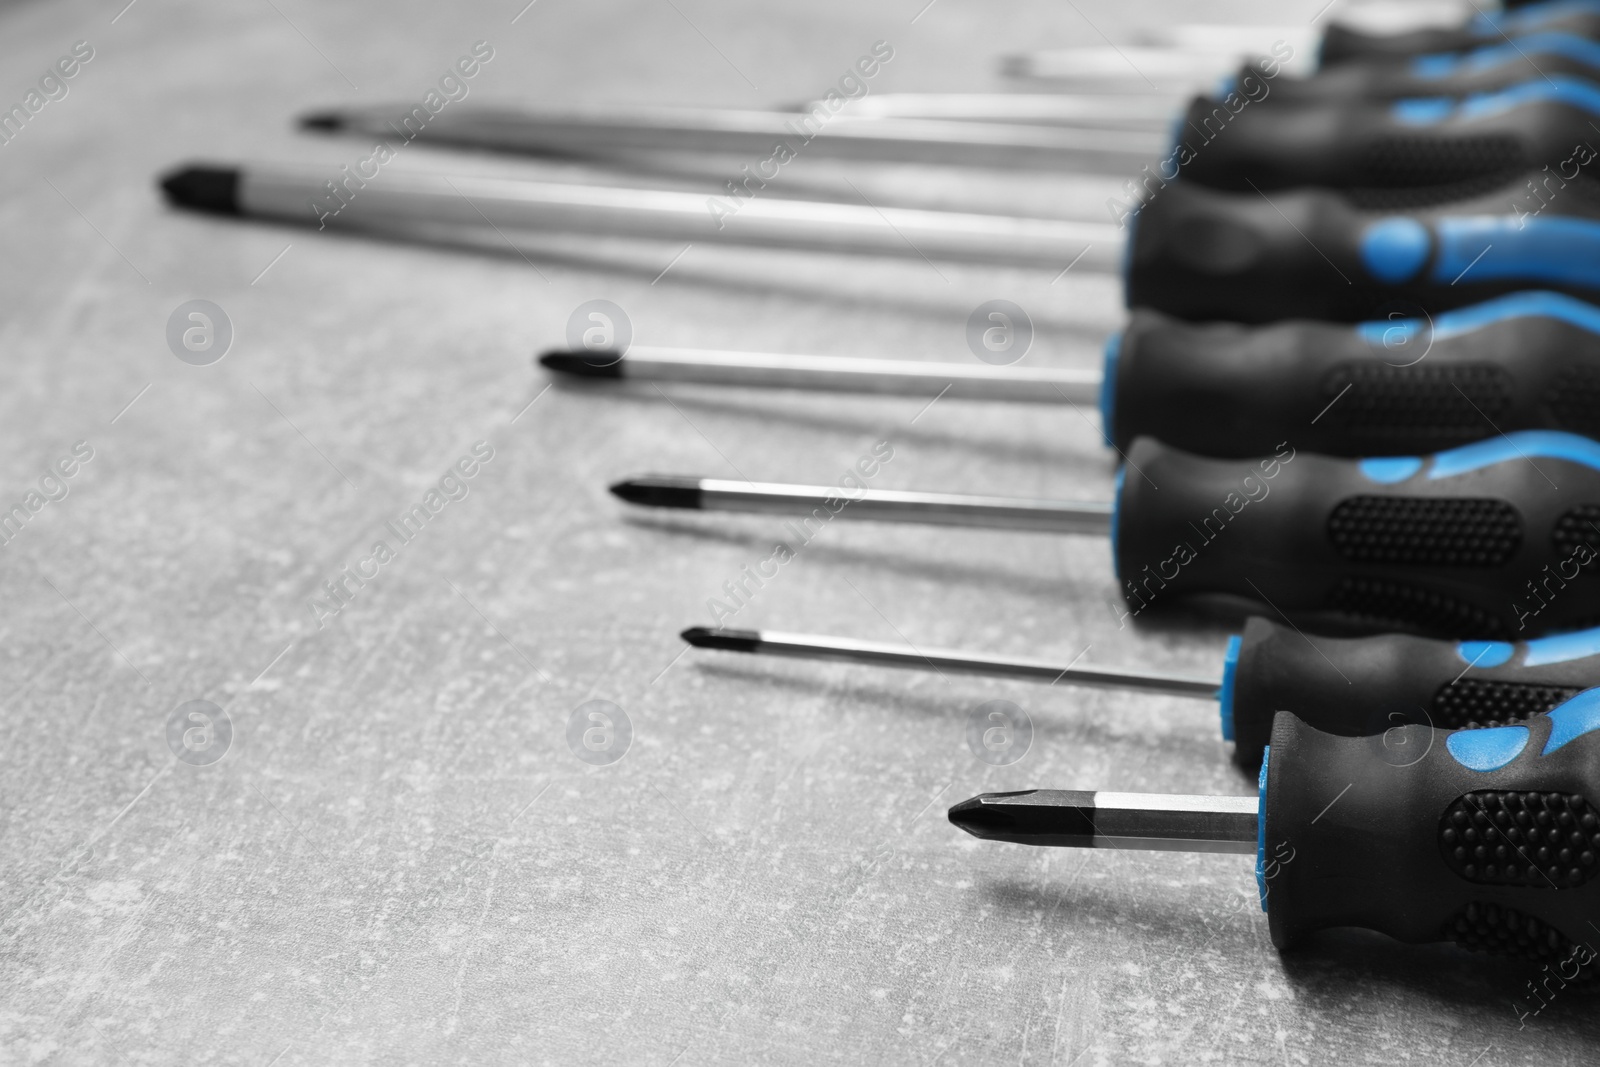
[1319,0,1600,66]
[609,429,1600,639]
[949,694,1600,967]
[300,105,1161,175]
[543,291,1600,459]
[163,160,1600,322]
[1176,74,1600,191]
[1126,167,1600,322]
[678,616,1600,771]
[1258,32,1600,104]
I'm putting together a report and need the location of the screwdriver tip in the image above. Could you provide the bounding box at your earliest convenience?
[158,164,240,215]
[538,350,625,378]
[299,111,345,131]
[680,626,761,651]
[948,790,1097,847]
[609,476,703,509]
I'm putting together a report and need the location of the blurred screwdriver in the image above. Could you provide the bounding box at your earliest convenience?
[542,292,1600,458]
[610,429,1600,639]
[299,105,1162,174]
[680,617,1600,770]
[1318,0,1600,66]
[161,163,1600,324]
[1175,74,1600,191]
[951,695,1600,968]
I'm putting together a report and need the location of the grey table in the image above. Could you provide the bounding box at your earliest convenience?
[1,0,1593,1063]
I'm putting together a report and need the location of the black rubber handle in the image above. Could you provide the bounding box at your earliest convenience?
[1320,8,1600,66]
[1108,302,1600,457]
[1113,433,1600,638]
[1227,616,1600,771]
[1125,171,1600,323]
[1262,42,1600,104]
[1259,49,1600,104]
[1175,85,1600,191]
[1263,705,1600,974]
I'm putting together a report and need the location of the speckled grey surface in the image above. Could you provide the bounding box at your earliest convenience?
[2,0,1598,1063]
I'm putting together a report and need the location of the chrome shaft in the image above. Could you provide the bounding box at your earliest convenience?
[695,478,1113,535]
[604,347,1103,404]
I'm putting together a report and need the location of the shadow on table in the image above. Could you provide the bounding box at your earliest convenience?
[188,210,1115,341]
[689,660,1232,765]
[977,875,1600,1044]
[554,381,1111,470]
[618,513,1097,602]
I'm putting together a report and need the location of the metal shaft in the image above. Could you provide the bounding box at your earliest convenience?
[813,93,1178,130]
[308,105,1163,174]
[682,626,1220,699]
[1001,46,1254,88]
[640,476,1114,535]
[949,789,1259,853]
[238,165,1122,271]
[550,346,1103,404]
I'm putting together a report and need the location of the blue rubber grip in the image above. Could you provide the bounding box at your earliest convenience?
[1445,688,1600,770]
[1356,430,1600,485]
[1411,32,1600,80]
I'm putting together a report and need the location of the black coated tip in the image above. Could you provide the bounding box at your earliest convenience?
[609,476,703,509]
[299,111,345,131]
[538,350,625,379]
[680,626,761,652]
[948,790,1095,846]
[159,165,240,215]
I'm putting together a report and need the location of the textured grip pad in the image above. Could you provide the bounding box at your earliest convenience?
[1439,791,1600,888]
[1319,363,1511,441]
[1327,496,1522,566]
[1445,900,1597,971]
[1431,680,1584,730]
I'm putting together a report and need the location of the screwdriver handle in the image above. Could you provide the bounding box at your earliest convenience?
[1262,701,1600,971]
[1262,33,1600,104]
[1320,3,1600,66]
[1177,76,1600,191]
[1106,295,1600,457]
[1126,168,1600,323]
[1114,431,1600,639]
[1225,616,1600,770]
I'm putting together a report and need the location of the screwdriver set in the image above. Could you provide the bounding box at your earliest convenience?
[157,0,1600,989]
[560,0,1600,979]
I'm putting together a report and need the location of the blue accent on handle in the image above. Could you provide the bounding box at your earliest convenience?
[1109,466,1125,578]
[1411,52,1464,81]
[1457,640,1515,669]
[1473,1,1600,35]
[1426,430,1600,478]
[1354,292,1600,346]
[1524,625,1600,666]
[1218,634,1241,743]
[1429,291,1600,341]
[1360,218,1432,282]
[1540,688,1600,753]
[1099,332,1121,448]
[1256,746,1270,913]
[1391,96,1457,125]
[1447,724,1531,770]
[1358,456,1423,483]
[1355,316,1426,349]
[1459,74,1600,121]
[1413,33,1600,80]
[1432,217,1600,290]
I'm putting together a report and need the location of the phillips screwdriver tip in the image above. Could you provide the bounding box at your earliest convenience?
[538,350,624,378]
[609,476,702,508]
[679,626,760,651]
[299,111,345,131]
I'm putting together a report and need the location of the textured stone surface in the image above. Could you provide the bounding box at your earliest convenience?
[1,0,1597,1063]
